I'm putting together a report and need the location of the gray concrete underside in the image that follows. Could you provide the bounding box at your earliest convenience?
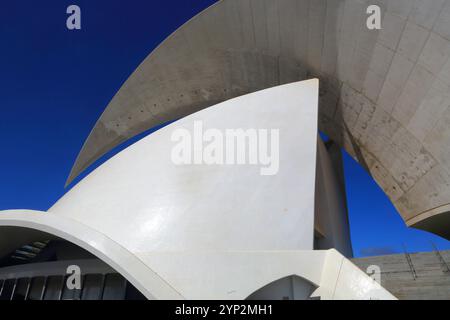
[353,250,450,300]
[68,0,450,239]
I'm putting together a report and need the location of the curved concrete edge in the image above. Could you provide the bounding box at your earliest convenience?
[134,249,396,300]
[406,204,450,240]
[0,210,395,300]
[63,0,221,187]
[51,80,319,254]
[0,210,184,300]
[314,249,397,300]
[64,0,450,241]
[134,250,322,299]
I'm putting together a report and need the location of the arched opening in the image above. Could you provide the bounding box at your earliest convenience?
[0,226,146,300]
[246,275,318,300]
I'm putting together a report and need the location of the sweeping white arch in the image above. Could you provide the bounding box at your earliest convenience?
[0,210,183,300]
[66,0,450,239]
[1,80,395,299]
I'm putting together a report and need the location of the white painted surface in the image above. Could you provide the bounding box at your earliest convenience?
[0,80,396,299]
[50,80,319,252]
[66,0,450,239]
[313,249,395,300]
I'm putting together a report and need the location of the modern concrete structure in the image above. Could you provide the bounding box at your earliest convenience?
[0,81,395,299]
[2,0,449,300]
[353,249,450,300]
[66,0,450,240]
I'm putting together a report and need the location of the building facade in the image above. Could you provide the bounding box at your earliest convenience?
[2,0,450,299]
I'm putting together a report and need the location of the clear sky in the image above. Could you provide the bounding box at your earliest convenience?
[0,0,449,257]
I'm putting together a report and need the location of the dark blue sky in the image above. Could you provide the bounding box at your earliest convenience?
[0,1,448,257]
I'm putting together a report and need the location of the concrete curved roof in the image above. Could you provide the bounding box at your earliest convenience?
[67,0,450,239]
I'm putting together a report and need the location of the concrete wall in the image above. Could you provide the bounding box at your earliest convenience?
[353,250,450,300]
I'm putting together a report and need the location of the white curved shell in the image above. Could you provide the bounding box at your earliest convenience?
[68,0,450,239]
[0,80,395,299]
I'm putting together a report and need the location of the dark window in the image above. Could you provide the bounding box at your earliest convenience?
[28,277,46,300]
[12,278,30,300]
[81,274,103,300]
[0,279,15,300]
[102,273,127,300]
[43,276,64,300]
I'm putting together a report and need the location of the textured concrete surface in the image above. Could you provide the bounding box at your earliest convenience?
[353,249,450,300]
[68,0,450,239]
